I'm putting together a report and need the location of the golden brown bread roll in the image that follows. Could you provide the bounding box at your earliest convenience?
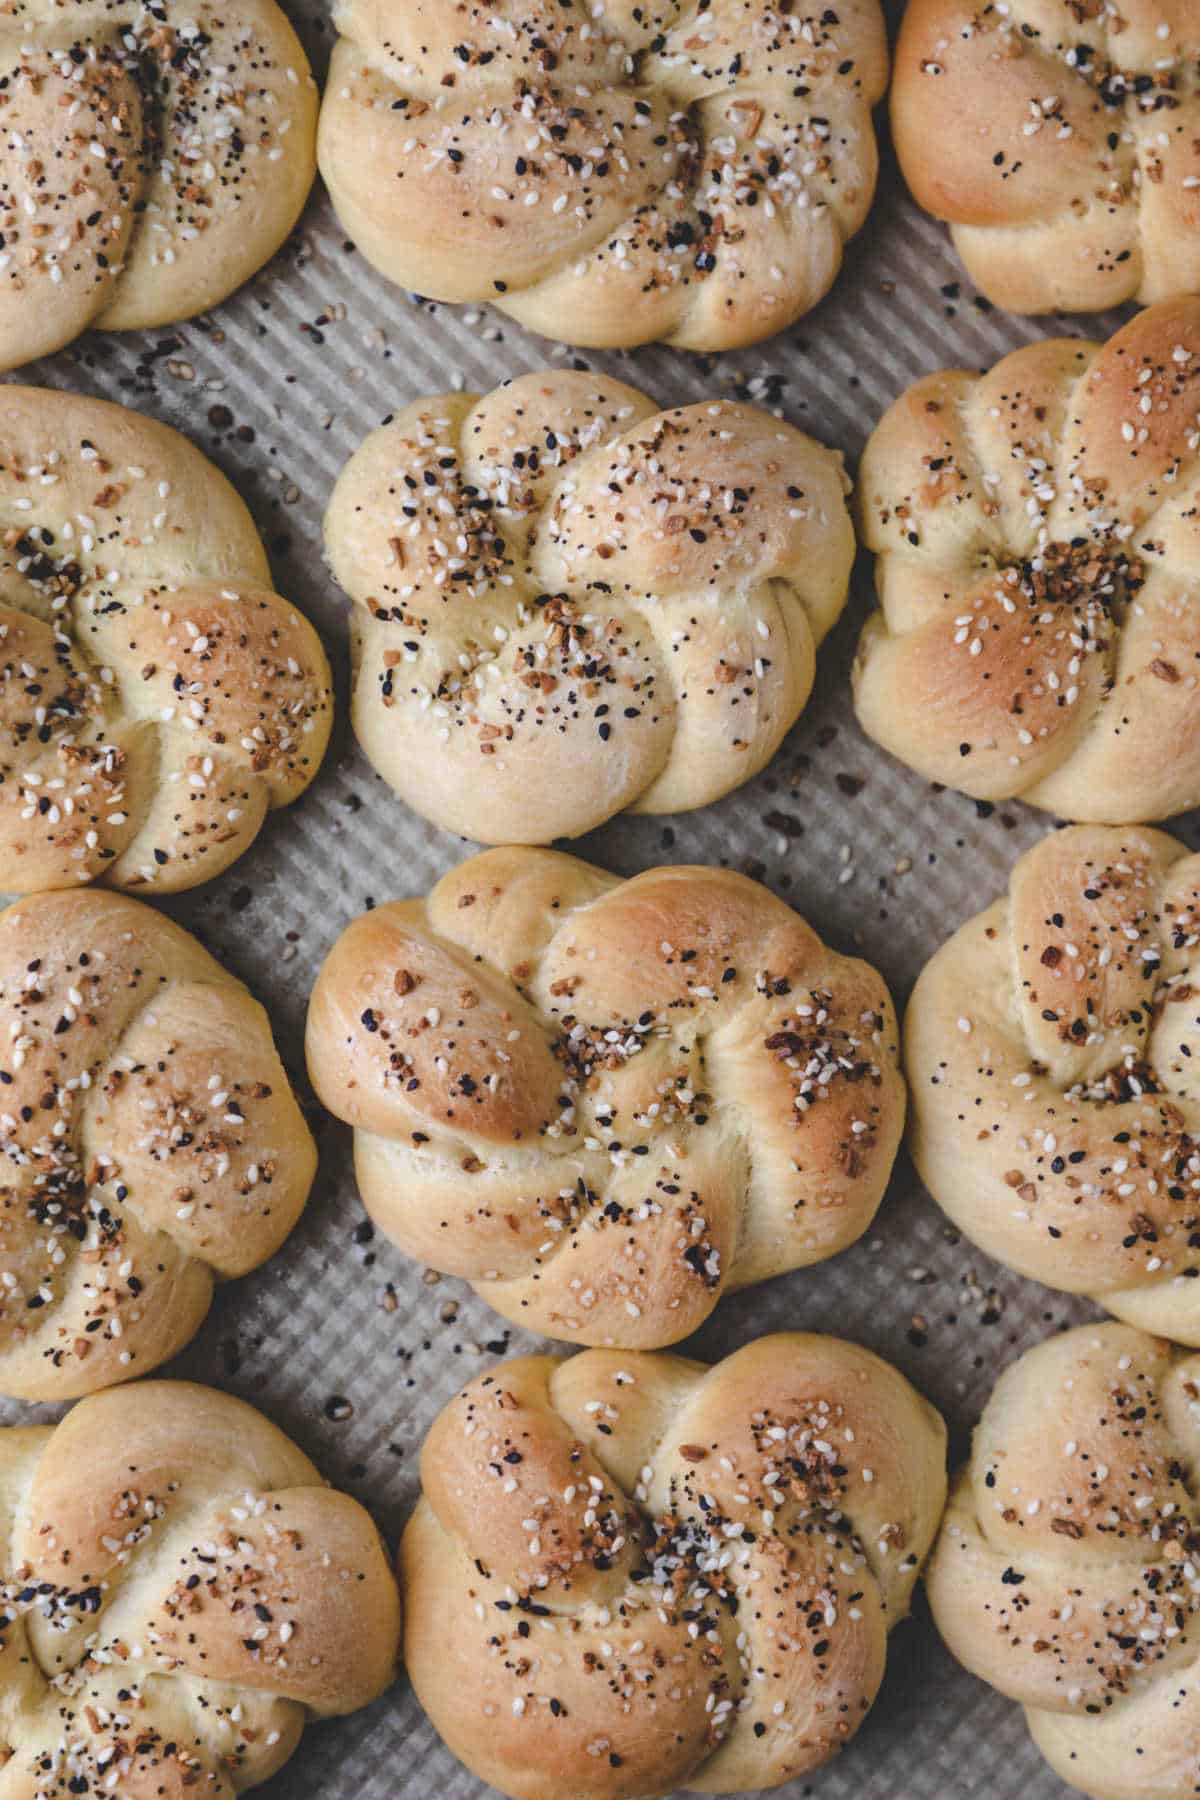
[0,886,316,1400]
[907,823,1200,1343]
[0,0,317,368]
[317,0,888,351]
[323,370,854,842]
[854,299,1200,824]
[0,386,332,893]
[927,1321,1200,1800]
[403,1333,946,1800]
[0,1378,400,1795]
[306,845,905,1349]
[892,0,1200,315]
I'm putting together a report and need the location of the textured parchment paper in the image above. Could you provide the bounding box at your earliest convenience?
[1,2,1161,1794]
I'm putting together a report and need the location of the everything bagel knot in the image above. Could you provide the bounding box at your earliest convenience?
[854,299,1200,824]
[0,887,316,1401]
[305,846,905,1350]
[927,1322,1200,1800]
[317,0,887,351]
[907,824,1200,1344]
[0,0,317,368]
[323,371,854,843]
[0,388,332,894]
[402,1335,946,1800]
[0,1380,400,1797]
[892,0,1200,316]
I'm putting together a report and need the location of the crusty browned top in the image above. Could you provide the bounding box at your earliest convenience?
[324,370,853,843]
[0,0,317,367]
[318,0,887,351]
[0,885,316,1399]
[928,1321,1200,1800]
[892,0,1200,314]
[907,823,1200,1342]
[0,386,332,894]
[0,1379,400,1797]
[403,1333,946,1800]
[855,299,1200,824]
[306,845,904,1349]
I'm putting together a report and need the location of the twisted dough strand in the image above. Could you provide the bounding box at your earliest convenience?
[0,0,317,368]
[324,370,853,843]
[306,846,905,1349]
[403,1334,946,1800]
[317,0,887,351]
[0,1380,399,1797]
[893,0,1200,316]
[907,823,1200,1342]
[928,1322,1200,1800]
[854,298,1200,823]
[0,387,331,894]
[0,887,316,1400]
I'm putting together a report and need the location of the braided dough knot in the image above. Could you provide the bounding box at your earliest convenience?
[317,0,887,350]
[0,388,332,893]
[324,371,853,843]
[928,1322,1200,1800]
[893,0,1200,316]
[306,846,905,1349]
[0,1381,400,1796]
[402,1335,946,1800]
[854,299,1200,824]
[907,823,1200,1343]
[0,0,317,368]
[0,888,316,1400]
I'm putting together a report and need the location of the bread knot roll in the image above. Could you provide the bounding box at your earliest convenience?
[323,371,853,842]
[0,387,332,893]
[0,886,316,1400]
[403,1333,946,1800]
[907,823,1200,1342]
[928,1321,1200,1800]
[306,845,905,1348]
[0,1379,400,1794]
[892,0,1200,316]
[317,0,886,351]
[0,0,317,367]
[854,300,1200,824]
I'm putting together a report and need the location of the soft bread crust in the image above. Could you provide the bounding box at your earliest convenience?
[0,0,317,367]
[318,0,887,352]
[323,371,853,842]
[906,823,1200,1341]
[403,1334,946,1800]
[0,886,316,1400]
[854,300,1200,823]
[892,0,1200,315]
[306,846,905,1348]
[0,387,332,893]
[927,1321,1200,1800]
[0,1379,400,1795]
